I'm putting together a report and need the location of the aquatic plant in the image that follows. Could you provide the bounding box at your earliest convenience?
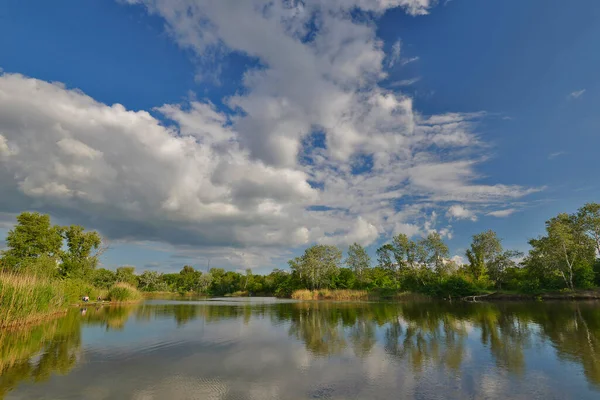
[0,273,66,328]
[106,282,142,302]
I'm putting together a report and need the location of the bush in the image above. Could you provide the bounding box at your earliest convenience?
[437,276,479,298]
[519,278,541,294]
[91,268,117,289]
[574,264,595,289]
[61,278,106,304]
[107,282,142,302]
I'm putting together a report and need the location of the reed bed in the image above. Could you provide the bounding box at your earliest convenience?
[106,282,142,302]
[291,289,369,301]
[0,273,66,328]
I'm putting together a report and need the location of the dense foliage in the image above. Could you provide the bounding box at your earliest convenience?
[1,202,599,302]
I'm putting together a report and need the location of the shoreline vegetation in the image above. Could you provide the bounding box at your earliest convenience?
[1,202,600,326]
[0,212,144,327]
[291,288,600,302]
[0,272,142,328]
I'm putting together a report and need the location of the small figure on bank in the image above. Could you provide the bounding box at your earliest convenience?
[82,296,90,302]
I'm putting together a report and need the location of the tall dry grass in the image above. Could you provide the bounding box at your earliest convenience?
[0,273,66,328]
[291,289,369,301]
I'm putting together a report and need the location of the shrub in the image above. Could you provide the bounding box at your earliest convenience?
[574,263,595,289]
[518,278,541,294]
[437,276,479,298]
[61,278,105,304]
[107,282,142,302]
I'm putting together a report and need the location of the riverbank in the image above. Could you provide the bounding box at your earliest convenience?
[289,288,600,302]
[465,289,600,301]
[0,274,142,328]
[290,289,433,301]
[0,273,66,329]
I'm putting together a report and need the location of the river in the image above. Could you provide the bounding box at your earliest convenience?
[2,298,600,399]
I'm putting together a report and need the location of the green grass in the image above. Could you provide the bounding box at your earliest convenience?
[0,273,66,328]
[61,278,107,304]
[106,282,142,302]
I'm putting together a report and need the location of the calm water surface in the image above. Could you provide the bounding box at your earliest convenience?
[2,298,600,399]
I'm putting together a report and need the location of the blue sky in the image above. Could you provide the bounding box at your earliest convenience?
[0,0,598,273]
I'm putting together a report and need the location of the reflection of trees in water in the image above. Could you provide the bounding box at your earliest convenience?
[349,320,377,358]
[383,303,468,373]
[277,301,600,388]
[0,312,81,398]
[82,305,136,331]
[288,304,347,356]
[0,305,138,398]
[531,303,600,386]
[5,300,600,398]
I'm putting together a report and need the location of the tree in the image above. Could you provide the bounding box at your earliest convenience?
[487,250,522,289]
[179,265,202,292]
[289,245,342,290]
[391,234,421,271]
[376,244,395,271]
[420,232,449,274]
[198,272,213,293]
[346,243,371,286]
[527,214,595,290]
[59,225,102,278]
[91,268,116,289]
[465,230,503,283]
[138,270,164,291]
[243,268,253,290]
[578,203,600,256]
[115,266,138,286]
[1,212,63,272]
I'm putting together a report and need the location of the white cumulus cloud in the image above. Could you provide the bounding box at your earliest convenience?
[0,0,540,269]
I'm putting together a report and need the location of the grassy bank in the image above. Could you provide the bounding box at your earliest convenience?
[0,274,142,327]
[0,273,66,328]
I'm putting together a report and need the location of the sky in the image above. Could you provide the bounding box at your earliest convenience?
[0,0,599,274]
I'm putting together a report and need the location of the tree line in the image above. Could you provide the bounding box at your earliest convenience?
[284,203,600,296]
[1,203,599,298]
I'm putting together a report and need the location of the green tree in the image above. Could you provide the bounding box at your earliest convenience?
[578,202,600,256]
[243,268,253,291]
[391,234,421,271]
[465,230,502,284]
[161,273,182,291]
[91,268,116,289]
[487,250,522,289]
[179,265,202,292]
[115,266,138,286]
[138,270,164,291]
[346,243,371,287]
[420,232,450,275]
[289,245,342,290]
[1,212,63,273]
[376,244,395,271]
[198,272,213,293]
[59,225,102,278]
[526,214,596,290]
